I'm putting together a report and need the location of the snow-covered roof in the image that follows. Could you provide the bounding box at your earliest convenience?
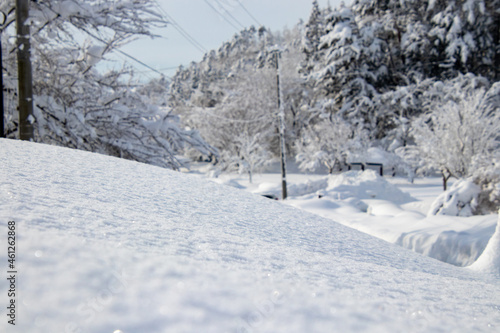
[0,139,498,332]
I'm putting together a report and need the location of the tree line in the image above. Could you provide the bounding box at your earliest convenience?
[169,0,499,212]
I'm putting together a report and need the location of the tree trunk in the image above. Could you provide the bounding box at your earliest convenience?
[441,170,451,191]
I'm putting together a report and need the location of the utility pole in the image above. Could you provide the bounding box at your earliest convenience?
[16,0,34,141]
[273,49,287,200]
[0,11,6,138]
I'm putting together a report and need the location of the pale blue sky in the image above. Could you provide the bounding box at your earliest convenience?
[110,0,348,80]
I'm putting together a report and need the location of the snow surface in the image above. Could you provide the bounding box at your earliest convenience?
[0,139,499,333]
[214,168,498,268]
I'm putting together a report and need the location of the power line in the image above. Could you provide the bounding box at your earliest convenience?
[213,0,245,29]
[37,1,168,78]
[80,28,166,77]
[152,0,208,54]
[107,51,170,80]
[114,46,165,76]
[204,0,241,31]
[236,0,262,26]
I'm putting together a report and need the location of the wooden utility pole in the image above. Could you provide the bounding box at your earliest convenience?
[0,11,6,138]
[16,0,34,141]
[273,50,287,200]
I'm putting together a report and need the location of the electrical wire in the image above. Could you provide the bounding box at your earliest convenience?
[107,51,168,80]
[152,0,208,54]
[203,0,241,31]
[213,0,245,29]
[35,1,168,78]
[236,0,262,27]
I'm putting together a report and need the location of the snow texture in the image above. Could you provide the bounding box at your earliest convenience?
[242,168,496,268]
[1,139,499,333]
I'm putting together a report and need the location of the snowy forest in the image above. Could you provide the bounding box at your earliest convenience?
[1,0,499,213]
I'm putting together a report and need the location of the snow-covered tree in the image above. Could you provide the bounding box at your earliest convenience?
[428,0,499,80]
[473,159,500,215]
[170,25,309,177]
[296,114,369,174]
[300,0,326,77]
[183,67,277,180]
[401,75,500,191]
[1,0,215,169]
[306,2,405,141]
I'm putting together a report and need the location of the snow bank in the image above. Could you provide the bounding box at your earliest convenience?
[396,215,496,267]
[283,173,496,267]
[469,212,500,276]
[1,139,499,333]
[249,176,328,199]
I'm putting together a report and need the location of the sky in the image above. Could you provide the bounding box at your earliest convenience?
[111,0,348,80]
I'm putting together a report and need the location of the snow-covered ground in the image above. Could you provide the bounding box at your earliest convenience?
[0,139,499,333]
[208,166,498,268]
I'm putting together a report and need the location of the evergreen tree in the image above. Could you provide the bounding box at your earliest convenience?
[300,0,326,75]
[427,0,499,80]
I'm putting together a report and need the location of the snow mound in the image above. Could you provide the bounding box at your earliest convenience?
[429,179,480,217]
[326,170,414,203]
[470,213,500,276]
[252,178,328,198]
[348,147,398,168]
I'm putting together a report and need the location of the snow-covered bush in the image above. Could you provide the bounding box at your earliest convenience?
[429,179,481,217]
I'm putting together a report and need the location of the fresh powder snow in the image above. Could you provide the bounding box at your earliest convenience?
[224,167,497,268]
[0,139,499,333]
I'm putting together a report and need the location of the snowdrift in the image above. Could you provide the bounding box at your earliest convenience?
[470,213,500,275]
[0,139,499,333]
[277,171,496,268]
[325,170,414,203]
